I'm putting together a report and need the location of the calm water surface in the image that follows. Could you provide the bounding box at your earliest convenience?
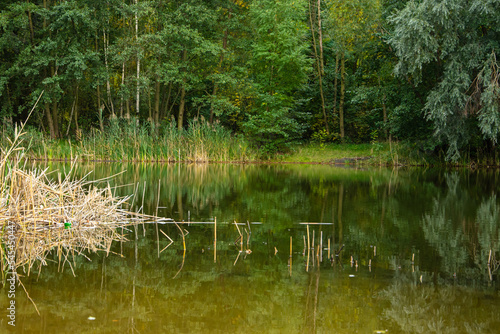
[2,163,500,333]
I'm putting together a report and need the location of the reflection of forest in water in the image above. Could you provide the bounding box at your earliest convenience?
[11,163,500,333]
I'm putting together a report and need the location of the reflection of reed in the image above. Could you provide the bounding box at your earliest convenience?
[233,220,252,265]
[304,270,320,334]
[214,216,217,263]
[173,222,187,279]
[306,225,310,272]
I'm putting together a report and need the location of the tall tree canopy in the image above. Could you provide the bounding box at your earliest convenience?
[1,0,499,160]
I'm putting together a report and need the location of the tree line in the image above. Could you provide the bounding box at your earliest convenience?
[1,0,499,160]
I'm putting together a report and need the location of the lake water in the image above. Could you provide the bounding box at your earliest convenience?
[2,163,500,333]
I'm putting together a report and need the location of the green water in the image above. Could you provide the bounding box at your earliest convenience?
[2,163,500,333]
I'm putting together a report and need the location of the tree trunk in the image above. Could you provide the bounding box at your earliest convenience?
[66,84,79,137]
[51,101,59,138]
[162,82,172,121]
[178,84,186,130]
[339,52,345,142]
[333,52,339,117]
[135,0,140,115]
[97,84,102,118]
[308,0,329,135]
[44,103,56,139]
[317,0,324,76]
[382,93,388,140]
[318,74,329,134]
[210,85,218,124]
[120,62,125,118]
[126,99,131,119]
[51,63,59,138]
[154,78,160,124]
[178,49,187,130]
[27,3,34,46]
[104,30,115,118]
[74,85,79,134]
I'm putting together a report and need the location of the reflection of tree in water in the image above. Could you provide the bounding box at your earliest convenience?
[422,172,500,281]
[380,275,498,334]
[381,171,500,333]
[422,201,469,276]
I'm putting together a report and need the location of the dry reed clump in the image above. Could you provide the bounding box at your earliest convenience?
[0,93,159,285]
[0,165,147,277]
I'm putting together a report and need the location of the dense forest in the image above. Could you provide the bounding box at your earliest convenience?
[0,0,499,161]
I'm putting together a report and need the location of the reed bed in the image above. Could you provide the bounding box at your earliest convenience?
[0,165,153,277]
[15,118,257,162]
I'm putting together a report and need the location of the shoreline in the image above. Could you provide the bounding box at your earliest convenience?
[24,156,497,168]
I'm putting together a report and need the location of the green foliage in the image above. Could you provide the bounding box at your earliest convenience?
[242,0,310,155]
[389,0,500,161]
[1,0,499,163]
[243,101,305,156]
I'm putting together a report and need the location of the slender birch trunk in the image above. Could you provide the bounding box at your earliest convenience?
[135,0,140,115]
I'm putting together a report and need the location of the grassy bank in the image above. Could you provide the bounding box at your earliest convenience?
[283,142,431,166]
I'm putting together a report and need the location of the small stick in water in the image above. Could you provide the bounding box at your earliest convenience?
[214,217,217,263]
[327,238,330,260]
[288,237,293,277]
[306,225,310,272]
[234,220,243,252]
[320,231,323,263]
[303,235,306,256]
